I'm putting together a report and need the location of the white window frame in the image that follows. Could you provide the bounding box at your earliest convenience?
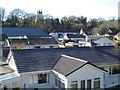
[70,80,78,89]
[94,78,100,89]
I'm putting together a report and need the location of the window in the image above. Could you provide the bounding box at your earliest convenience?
[12,87,20,90]
[38,73,49,84]
[71,81,77,83]
[55,77,58,86]
[35,46,41,48]
[81,80,85,90]
[50,46,53,48]
[4,84,10,89]
[94,78,100,89]
[28,73,49,84]
[87,79,91,90]
[61,81,65,89]
[55,77,65,89]
[71,81,78,90]
[12,82,20,89]
[112,65,120,75]
[73,45,78,47]
[0,82,1,89]
[109,65,120,75]
[71,84,78,90]
[28,74,38,84]
[109,67,112,75]
[58,78,61,88]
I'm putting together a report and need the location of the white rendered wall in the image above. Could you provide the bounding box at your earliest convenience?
[103,66,120,88]
[66,64,105,88]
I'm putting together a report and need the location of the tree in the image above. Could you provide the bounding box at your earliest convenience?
[6,15,20,27]
[109,16,115,21]
[22,13,36,28]
[76,16,87,24]
[61,16,73,29]
[92,20,119,35]
[0,7,6,21]
[89,19,98,28]
[8,8,27,27]
[68,15,76,23]
[6,9,27,27]
[1,7,118,35]
[0,7,6,27]
[8,9,27,20]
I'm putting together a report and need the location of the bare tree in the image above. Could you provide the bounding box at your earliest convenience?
[8,9,27,21]
[0,7,6,21]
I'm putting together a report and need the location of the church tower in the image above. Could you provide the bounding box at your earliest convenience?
[37,10,43,21]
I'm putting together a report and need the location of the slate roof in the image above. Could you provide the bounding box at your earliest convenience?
[87,35,103,42]
[1,27,48,37]
[53,55,88,76]
[28,37,58,45]
[27,35,50,39]
[12,46,120,73]
[53,55,107,76]
[9,36,58,46]
[52,29,78,33]
[67,34,86,39]
[106,28,118,35]
[94,37,114,44]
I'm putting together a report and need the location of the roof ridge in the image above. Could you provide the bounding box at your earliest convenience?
[61,54,88,63]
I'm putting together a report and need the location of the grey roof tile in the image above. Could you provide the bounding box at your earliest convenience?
[53,55,87,75]
[9,36,58,45]
[12,46,120,73]
[1,27,48,37]
[87,35,103,42]
[67,34,86,39]
[28,37,58,45]
[53,29,78,33]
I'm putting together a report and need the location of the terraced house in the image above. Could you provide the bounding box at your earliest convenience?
[0,46,120,89]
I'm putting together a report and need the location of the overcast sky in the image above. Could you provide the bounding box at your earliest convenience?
[0,0,119,20]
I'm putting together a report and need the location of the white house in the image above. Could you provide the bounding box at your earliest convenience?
[94,37,115,46]
[9,36,59,49]
[63,34,86,41]
[0,46,120,89]
[86,35,115,46]
[114,32,120,41]
[79,28,92,35]
[27,36,59,49]
[53,55,106,89]
[63,34,86,47]
[104,28,117,36]
[49,29,78,41]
